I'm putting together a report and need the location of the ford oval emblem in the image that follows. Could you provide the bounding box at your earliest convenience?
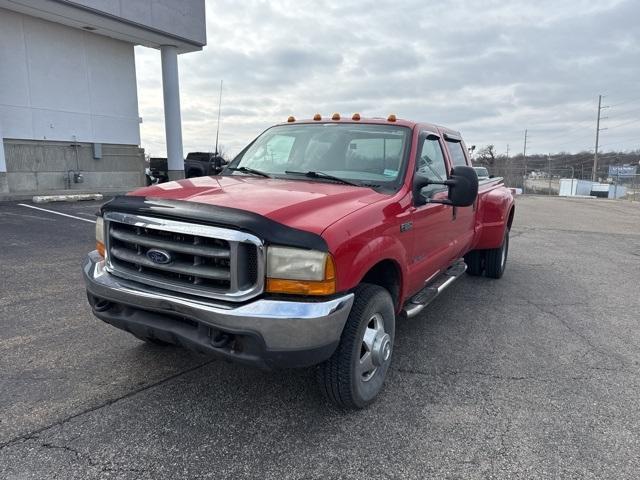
[146,248,173,265]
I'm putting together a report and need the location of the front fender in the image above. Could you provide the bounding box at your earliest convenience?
[321,192,413,305]
[339,235,408,290]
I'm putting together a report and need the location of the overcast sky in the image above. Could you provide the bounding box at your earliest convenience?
[135,0,640,158]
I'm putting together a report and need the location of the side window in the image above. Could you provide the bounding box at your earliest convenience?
[445,140,468,167]
[417,136,447,196]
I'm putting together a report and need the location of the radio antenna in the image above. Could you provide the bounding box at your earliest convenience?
[214,80,223,155]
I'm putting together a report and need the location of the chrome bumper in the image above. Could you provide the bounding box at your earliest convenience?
[82,251,353,356]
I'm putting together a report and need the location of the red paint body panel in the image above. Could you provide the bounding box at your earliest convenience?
[472,180,515,250]
[127,118,514,309]
[131,176,387,236]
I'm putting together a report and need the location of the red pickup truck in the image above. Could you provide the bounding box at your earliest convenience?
[84,114,514,408]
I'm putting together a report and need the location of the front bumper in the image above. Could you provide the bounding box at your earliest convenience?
[82,251,354,369]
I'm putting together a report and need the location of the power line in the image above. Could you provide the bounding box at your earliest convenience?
[604,106,640,120]
[607,96,640,108]
[546,130,600,151]
[598,136,640,149]
[604,118,638,131]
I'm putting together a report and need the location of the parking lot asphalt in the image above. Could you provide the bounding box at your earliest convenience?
[1,196,639,479]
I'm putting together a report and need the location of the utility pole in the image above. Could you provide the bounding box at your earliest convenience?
[592,94,609,182]
[522,130,528,192]
[504,144,509,179]
[548,154,552,195]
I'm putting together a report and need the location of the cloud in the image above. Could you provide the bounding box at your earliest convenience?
[135,0,640,157]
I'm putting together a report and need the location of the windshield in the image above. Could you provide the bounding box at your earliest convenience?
[227,123,412,189]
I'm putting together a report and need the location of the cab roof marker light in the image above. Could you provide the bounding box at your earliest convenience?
[352,113,361,121]
[332,112,341,121]
[387,114,397,122]
[287,115,296,122]
[313,113,322,121]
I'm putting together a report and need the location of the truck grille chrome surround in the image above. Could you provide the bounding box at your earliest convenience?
[103,212,264,302]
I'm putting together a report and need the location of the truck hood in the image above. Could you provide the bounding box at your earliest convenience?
[130,176,387,235]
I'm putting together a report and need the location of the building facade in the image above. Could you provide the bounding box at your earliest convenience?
[0,0,206,194]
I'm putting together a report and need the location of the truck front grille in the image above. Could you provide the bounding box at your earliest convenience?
[103,212,264,302]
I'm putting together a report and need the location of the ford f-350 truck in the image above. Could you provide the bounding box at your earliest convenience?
[84,114,514,409]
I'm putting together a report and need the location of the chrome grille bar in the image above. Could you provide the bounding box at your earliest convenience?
[110,246,231,280]
[103,212,264,302]
[110,228,230,258]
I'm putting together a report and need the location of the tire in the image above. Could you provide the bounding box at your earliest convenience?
[316,283,395,409]
[464,250,484,276]
[485,229,509,279]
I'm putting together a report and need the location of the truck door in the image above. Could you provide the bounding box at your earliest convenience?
[408,132,458,295]
[443,134,476,259]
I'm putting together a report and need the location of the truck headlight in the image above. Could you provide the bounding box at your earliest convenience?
[265,246,336,295]
[96,216,105,258]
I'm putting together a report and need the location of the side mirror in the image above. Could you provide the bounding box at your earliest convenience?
[447,166,478,206]
[413,165,478,207]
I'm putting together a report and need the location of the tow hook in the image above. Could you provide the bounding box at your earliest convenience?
[93,298,113,312]
[210,331,232,348]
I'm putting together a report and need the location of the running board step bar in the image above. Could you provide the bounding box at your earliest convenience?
[403,259,467,318]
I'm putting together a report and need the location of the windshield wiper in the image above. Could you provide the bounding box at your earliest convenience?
[226,166,271,178]
[284,170,359,186]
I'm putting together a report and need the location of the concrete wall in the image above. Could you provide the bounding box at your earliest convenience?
[0,8,140,145]
[3,139,144,192]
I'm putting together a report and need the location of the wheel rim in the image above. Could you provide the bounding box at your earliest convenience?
[357,313,391,382]
[501,234,509,269]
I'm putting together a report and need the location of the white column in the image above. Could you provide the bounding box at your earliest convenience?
[0,122,8,193]
[160,45,185,180]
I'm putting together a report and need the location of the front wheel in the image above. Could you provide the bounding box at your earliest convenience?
[485,229,509,279]
[316,284,395,409]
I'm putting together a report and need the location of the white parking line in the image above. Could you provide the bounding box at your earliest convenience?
[17,203,96,224]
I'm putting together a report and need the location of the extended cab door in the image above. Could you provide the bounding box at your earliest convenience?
[442,134,476,259]
[408,132,458,295]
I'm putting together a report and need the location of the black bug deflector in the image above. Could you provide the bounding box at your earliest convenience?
[101,195,328,252]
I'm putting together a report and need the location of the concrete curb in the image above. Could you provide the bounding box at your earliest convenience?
[0,189,128,203]
[32,194,104,203]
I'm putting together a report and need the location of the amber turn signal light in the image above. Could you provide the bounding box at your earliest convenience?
[266,278,336,296]
[96,241,105,258]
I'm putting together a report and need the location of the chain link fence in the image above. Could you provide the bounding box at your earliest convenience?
[481,156,639,201]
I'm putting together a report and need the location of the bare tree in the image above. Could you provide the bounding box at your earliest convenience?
[475,145,496,167]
